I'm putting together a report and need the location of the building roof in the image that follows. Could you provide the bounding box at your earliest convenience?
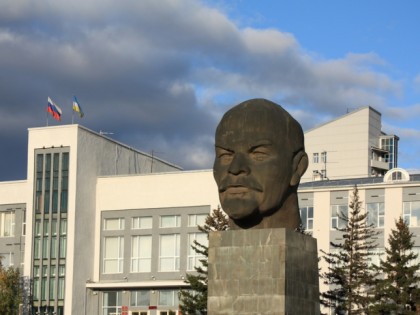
[299,173,420,190]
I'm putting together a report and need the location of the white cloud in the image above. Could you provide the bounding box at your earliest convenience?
[0,0,417,178]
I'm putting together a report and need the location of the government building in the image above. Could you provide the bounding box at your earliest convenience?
[0,107,418,315]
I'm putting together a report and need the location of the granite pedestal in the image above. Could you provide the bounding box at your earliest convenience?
[208,228,320,315]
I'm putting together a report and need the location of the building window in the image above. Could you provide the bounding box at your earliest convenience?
[104,218,125,230]
[313,153,319,164]
[160,215,181,228]
[331,205,347,229]
[0,252,14,267]
[51,237,57,259]
[187,233,207,271]
[188,214,207,227]
[158,290,179,307]
[33,278,40,300]
[103,291,122,315]
[368,248,385,267]
[131,235,152,273]
[299,206,314,231]
[159,234,180,271]
[392,171,402,181]
[34,238,41,259]
[0,211,15,237]
[132,216,153,229]
[59,236,67,258]
[58,277,65,300]
[321,151,327,163]
[60,219,67,235]
[103,236,124,274]
[366,202,385,228]
[403,201,420,227]
[130,290,150,307]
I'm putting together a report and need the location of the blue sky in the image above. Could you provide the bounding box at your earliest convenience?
[0,0,419,180]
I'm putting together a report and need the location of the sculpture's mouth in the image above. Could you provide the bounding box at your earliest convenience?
[220,182,263,194]
[224,186,250,194]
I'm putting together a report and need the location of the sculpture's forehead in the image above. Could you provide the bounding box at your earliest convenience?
[216,109,287,144]
[215,123,285,150]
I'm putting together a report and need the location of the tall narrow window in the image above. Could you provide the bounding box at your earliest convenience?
[103,236,124,274]
[321,151,327,163]
[313,153,319,163]
[159,234,180,271]
[0,211,15,237]
[366,203,385,228]
[131,235,152,272]
[299,206,314,231]
[44,154,51,214]
[187,233,207,270]
[403,201,420,227]
[36,155,43,214]
[52,153,59,213]
[331,205,347,229]
[61,152,69,213]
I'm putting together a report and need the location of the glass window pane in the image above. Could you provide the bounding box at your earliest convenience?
[104,218,124,230]
[160,215,180,228]
[132,217,152,229]
[188,214,207,227]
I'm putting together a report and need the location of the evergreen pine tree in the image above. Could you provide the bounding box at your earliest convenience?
[320,186,379,314]
[370,217,420,314]
[179,207,229,315]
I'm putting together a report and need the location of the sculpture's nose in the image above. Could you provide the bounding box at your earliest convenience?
[228,153,250,175]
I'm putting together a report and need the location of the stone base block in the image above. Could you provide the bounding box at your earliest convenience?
[208,228,320,315]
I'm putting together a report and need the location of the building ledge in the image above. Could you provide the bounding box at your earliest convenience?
[86,280,188,289]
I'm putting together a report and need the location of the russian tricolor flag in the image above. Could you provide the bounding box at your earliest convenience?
[47,97,62,121]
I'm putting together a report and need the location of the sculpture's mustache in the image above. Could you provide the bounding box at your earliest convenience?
[219,178,263,193]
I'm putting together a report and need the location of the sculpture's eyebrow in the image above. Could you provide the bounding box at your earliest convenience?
[215,145,233,152]
[248,140,272,151]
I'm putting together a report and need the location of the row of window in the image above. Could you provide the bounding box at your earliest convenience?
[104,214,207,231]
[35,152,69,214]
[300,201,420,231]
[312,152,327,164]
[103,290,179,315]
[103,233,207,274]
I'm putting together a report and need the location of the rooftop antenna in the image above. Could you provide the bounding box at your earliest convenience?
[99,130,114,136]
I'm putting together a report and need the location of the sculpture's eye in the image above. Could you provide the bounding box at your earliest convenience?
[216,148,234,163]
[250,146,271,161]
[251,151,268,161]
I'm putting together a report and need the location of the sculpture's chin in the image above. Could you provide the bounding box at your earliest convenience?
[222,197,259,221]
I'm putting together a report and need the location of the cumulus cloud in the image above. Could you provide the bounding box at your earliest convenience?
[0,0,412,180]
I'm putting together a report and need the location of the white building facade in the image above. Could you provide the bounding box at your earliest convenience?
[303,107,399,182]
[0,105,417,314]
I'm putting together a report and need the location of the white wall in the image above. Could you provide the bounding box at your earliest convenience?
[303,107,381,182]
[94,170,220,281]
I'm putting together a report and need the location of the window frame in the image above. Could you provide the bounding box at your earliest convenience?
[103,236,124,274]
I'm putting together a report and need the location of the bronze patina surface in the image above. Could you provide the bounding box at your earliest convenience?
[213,98,308,229]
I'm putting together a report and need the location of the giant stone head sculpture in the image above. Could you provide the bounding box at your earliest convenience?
[213,98,308,229]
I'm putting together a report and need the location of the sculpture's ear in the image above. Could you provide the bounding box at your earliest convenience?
[290,150,308,186]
